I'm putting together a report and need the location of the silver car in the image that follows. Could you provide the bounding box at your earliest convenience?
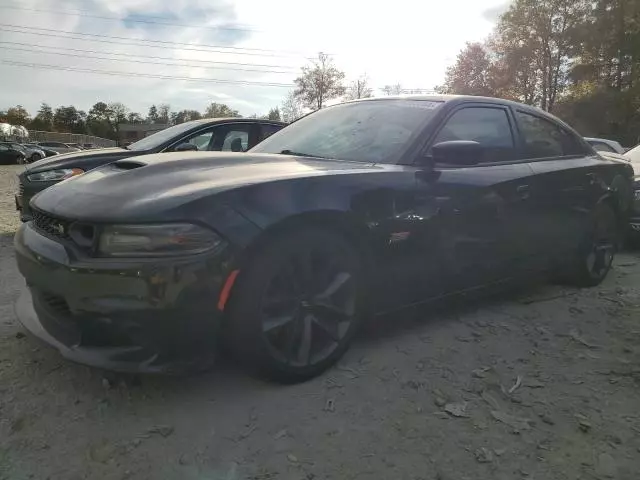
[584,137,626,154]
[35,141,81,154]
[20,143,47,162]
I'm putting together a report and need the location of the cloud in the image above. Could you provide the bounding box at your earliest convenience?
[0,0,507,121]
[482,1,511,22]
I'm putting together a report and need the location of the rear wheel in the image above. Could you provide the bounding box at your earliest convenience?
[565,203,617,287]
[30,153,42,163]
[226,227,364,383]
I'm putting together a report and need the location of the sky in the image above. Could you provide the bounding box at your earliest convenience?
[0,0,510,118]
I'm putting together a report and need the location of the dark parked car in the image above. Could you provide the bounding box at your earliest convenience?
[14,96,633,382]
[23,143,60,159]
[0,142,26,164]
[16,118,285,221]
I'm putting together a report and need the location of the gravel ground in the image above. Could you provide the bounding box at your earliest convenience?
[0,165,21,235]
[0,165,639,480]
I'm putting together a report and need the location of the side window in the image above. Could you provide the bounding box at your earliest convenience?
[221,128,250,152]
[259,124,282,142]
[516,111,585,158]
[0,145,8,151]
[432,107,515,162]
[173,128,217,151]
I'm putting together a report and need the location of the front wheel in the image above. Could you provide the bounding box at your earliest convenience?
[565,203,617,287]
[30,153,42,163]
[226,227,364,383]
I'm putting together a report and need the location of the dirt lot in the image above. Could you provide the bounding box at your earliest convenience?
[0,165,639,480]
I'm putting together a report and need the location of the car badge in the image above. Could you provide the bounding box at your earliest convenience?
[52,223,65,235]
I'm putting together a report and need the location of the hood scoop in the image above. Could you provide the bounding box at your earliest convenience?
[112,159,147,170]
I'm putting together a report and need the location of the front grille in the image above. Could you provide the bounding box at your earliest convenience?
[32,209,71,240]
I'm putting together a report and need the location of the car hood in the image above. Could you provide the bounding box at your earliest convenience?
[31,152,382,221]
[24,147,135,173]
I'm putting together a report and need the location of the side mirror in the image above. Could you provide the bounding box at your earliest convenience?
[432,140,483,166]
[174,142,198,152]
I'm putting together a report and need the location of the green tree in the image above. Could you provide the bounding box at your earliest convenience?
[4,105,31,126]
[439,43,498,96]
[204,102,239,118]
[53,106,86,133]
[294,53,346,110]
[30,103,54,131]
[267,107,281,121]
[126,112,143,123]
[87,102,115,139]
[147,105,159,123]
[171,109,202,124]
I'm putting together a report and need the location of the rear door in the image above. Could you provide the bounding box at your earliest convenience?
[515,109,597,261]
[422,104,538,291]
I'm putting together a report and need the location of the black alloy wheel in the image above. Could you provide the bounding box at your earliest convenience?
[227,227,363,383]
[569,203,617,287]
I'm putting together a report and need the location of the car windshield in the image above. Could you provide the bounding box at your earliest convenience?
[251,99,443,163]
[127,122,200,151]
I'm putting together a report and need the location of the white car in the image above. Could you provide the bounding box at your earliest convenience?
[585,137,626,154]
[35,141,81,154]
[625,144,640,164]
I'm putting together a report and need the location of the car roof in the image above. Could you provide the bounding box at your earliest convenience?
[344,94,555,116]
[350,94,533,106]
[184,117,287,126]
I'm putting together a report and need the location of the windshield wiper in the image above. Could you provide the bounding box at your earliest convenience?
[279,149,326,159]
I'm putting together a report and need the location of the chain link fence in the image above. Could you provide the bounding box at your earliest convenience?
[26,130,116,148]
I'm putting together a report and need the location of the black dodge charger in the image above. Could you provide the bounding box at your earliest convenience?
[15,117,285,221]
[14,96,633,382]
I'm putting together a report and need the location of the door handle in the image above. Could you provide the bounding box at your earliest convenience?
[516,184,530,200]
[585,173,598,186]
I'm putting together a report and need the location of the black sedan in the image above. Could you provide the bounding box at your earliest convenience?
[14,96,633,382]
[0,142,26,164]
[15,118,285,221]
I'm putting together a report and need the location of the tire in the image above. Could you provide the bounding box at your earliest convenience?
[16,155,26,165]
[226,227,365,383]
[30,153,42,163]
[565,202,617,287]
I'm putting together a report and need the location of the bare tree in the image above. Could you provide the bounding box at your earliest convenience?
[294,53,346,110]
[281,90,304,123]
[345,75,373,100]
[158,104,171,124]
[382,83,403,95]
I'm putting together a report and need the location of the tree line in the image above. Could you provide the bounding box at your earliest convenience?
[439,0,640,146]
[0,101,281,140]
[0,52,375,141]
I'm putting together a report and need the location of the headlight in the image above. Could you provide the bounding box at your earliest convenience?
[98,223,223,257]
[27,168,84,182]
